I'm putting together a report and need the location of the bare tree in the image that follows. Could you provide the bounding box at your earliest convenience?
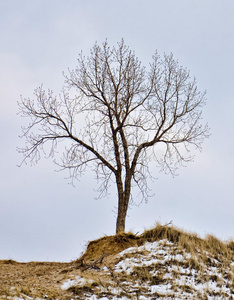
[18,40,209,234]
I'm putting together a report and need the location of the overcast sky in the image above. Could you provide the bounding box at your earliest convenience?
[1,0,234,262]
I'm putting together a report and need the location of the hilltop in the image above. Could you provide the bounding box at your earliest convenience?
[0,224,234,299]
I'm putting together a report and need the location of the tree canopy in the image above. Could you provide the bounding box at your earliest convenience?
[18,40,209,233]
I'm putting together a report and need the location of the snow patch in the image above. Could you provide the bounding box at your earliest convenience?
[61,275,94,290]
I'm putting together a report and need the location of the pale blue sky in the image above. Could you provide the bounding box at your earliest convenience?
[0,0,234,261]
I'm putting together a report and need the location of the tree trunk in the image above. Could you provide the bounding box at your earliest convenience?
[116,179,131,234]
[115,165,132,234]
[116,199,128,234]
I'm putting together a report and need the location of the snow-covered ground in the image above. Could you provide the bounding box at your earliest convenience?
[62,239,234,299]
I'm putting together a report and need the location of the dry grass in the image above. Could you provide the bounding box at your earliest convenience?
[80,223,234,265]
[1,223,233,299]
[79,231,139,262]
[0,260,77,299]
